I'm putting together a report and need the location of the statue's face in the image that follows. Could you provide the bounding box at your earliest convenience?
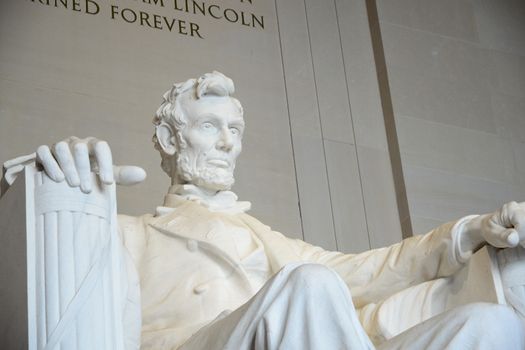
[176,96,244,191]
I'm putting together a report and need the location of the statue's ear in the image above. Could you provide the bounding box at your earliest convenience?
[156,122,177,155]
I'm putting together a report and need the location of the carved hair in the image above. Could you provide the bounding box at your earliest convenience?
[152,71,243,176]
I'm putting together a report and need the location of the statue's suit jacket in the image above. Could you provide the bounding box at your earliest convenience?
[118,198,468,349]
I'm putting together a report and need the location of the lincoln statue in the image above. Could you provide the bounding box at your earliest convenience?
[3,71,525,349]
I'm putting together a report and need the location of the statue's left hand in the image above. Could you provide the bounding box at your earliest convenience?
[480,201,525,248]
[461,201,525,253]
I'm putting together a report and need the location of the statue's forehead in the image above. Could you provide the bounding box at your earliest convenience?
[183,96,244,122]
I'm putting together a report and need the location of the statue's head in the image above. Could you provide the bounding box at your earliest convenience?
[153,71,245,192]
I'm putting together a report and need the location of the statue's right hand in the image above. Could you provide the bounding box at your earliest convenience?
[36,136,146,193]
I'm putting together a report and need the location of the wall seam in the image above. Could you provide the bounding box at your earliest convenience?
[273,0,305,239]
[302,0,339,250]
[333,0,372,250]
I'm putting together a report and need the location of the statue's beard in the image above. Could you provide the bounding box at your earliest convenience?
[176,149,235,191]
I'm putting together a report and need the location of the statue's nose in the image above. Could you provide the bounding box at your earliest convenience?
[216,128,234,152]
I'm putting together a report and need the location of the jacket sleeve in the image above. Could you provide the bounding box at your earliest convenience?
[117,214,151,350]
[286,217,474,308]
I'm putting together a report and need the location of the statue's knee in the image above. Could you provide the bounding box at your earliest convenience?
[462,303,523,335]
[487,304,523,333]
[287,263,341,292]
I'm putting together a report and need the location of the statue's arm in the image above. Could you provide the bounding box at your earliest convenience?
[288,202,525,307]
[286,218,470,307]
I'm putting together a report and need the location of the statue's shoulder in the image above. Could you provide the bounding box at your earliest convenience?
[117,213,154,244]
[117,213,153,235]
[117,213,154,265]
[237,213,293,242]
[237,212,272,231]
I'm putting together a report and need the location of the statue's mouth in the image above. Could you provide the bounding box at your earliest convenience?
[208,159,230,168]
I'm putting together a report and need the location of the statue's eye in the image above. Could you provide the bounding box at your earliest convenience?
[201,122,215,131]
[230,127,240,135]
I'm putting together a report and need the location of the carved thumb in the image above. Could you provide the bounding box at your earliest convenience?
[113,165,146,186]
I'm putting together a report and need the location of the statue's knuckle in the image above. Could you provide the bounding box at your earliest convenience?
[36,145,50,155]
[56,141,69,152]
[73,142,86,152]
[95,140,109,150]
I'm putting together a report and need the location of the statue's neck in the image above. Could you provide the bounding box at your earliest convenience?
[167,184,223,203]
[160,184,251,214]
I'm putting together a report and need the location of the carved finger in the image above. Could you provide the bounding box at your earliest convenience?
[73,142,92,193]
[36,145,65,182]
[53,141,80,187]
[486,215,518,248]
[501,201,525,246]
[508,201,525,229]
[512,220,525,248]
[503,228,519,247]
[92,140,114,185]
[502,201,525,227]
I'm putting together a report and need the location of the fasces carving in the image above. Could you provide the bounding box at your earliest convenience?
[1,71,525,349]
[0,167,131,349]
[33,171,126,350]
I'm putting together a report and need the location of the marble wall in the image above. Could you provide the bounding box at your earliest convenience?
[376,0,525,234]
[0,0,403,253]
[275,0,402,251]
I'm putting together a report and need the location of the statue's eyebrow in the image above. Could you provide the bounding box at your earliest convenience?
[229,119,245,128]
[193,113,222,124]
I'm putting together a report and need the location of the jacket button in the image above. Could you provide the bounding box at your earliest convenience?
[193,283,209,295]
[187,240,198,252]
